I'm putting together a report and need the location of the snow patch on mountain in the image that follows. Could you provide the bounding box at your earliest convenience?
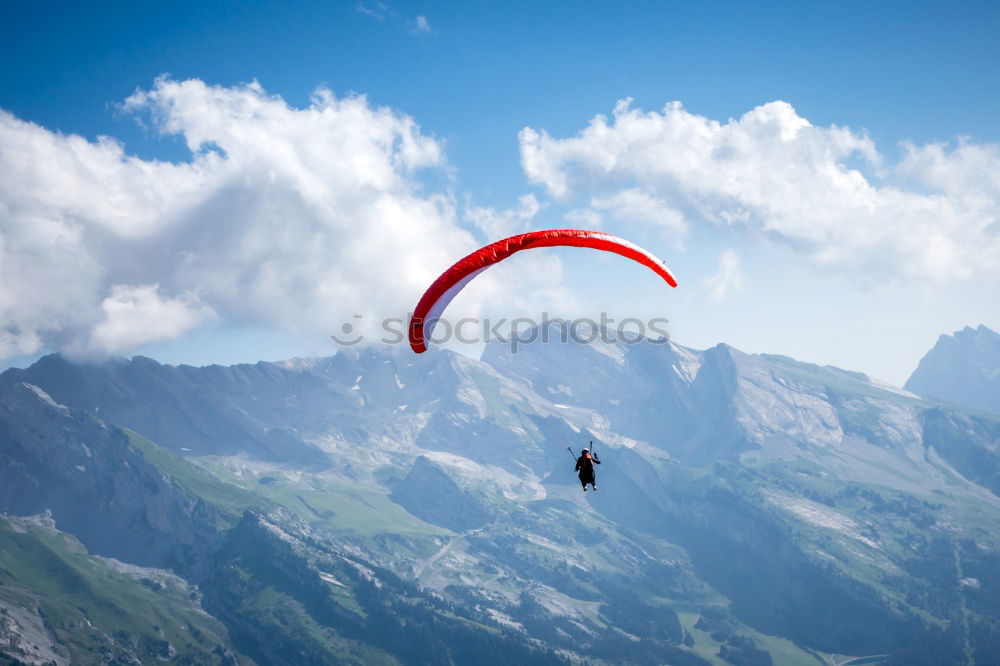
[22,384,70,416]
[670,343,704,383]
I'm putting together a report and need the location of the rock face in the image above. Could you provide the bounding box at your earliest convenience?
[905,324,1000,414]
[0,382,227,573]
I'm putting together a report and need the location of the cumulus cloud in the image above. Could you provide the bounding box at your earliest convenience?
[87,284,213,354]
[465,194,540,238]
[519,99,1000,282]
[590,188,686,243]
[0,78,484,359]
[703,250,744,303]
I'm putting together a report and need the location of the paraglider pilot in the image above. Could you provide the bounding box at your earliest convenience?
[575,448,601,492]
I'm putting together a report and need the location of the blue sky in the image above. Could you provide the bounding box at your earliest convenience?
[1,1,999,383]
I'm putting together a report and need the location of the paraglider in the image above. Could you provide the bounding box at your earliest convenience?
[408,229,677,354]
[406,230,675,493]
[569,442,601,492]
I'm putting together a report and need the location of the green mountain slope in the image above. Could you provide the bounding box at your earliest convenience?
[0,514,240,665]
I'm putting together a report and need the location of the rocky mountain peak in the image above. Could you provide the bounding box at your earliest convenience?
[905,324,1000,413]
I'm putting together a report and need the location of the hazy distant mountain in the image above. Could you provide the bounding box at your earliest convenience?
[1,334,999,664]
[905,324,1000,414]
[0,353,332,465]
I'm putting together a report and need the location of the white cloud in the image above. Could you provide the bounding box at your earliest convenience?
[0,78,480,358]
[703,250,744,303]
[356,2,389,21]
[465,194,540,238]
[563,207,602,228]
[87,284,213,354]
[590,188,686,242]
[519,99,1000,282]
[896,139,1000,201]
[357,3,432,36]
[412,15,432,34]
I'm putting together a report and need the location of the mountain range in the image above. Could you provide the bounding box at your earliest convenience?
[1,325,998,665]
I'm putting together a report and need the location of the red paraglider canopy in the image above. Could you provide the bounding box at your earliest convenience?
[408,229,677,353]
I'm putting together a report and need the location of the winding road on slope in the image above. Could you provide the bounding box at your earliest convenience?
[414,528,485,579]
[827,655,889,666]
